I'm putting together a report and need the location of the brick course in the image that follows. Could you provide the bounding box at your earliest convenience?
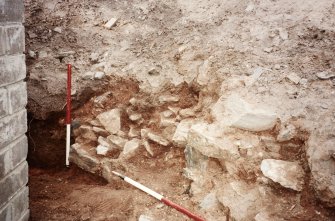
[0,0,29,219]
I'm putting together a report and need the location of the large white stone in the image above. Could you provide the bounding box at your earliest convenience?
[107,134,127,149]
[276,124,296,142]
[260,159,304,191]
[187,122,239,159]
[138,215,153,221]
[122,139,141,156]
[158,95,179,104]
[104,18,118,29]
[70,143,100,173]
[147,132,170,146]
[217,181,263,221]
[96,145,109,155]
[308,135,335,207]
[97,136,111,148]
[97,109,121,134]
[200,192,219,210]
[172,119,194,146]
[215,94,277,132]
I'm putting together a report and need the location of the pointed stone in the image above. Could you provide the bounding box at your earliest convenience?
[261,159,304,191]
[172,119,194,146]
[107,134,127,149]
[96,145,109,156]
[97,109,121,134]
[122,139,141,156]
[147,132,170,146]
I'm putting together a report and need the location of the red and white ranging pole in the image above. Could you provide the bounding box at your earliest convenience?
[112,171,206,221]
[65,64,72,167]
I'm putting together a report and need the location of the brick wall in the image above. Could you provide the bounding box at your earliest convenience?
[0,0,29,220]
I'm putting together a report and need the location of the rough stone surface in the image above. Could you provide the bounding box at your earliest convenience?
[122,139,141,156]
[92,127,109,137]
[172,119,194,146]
[277,124,296,142]
[78,125,97,141]
[97,136,111,148]
[70,144,100,173]
[143,140,154,156]
[214,94,277,132]
[229,96,277,131]
[147,132,170,146]
[107,134,127,149]
[97,109,121,134]
[158,95,179,104]
[187,122,239,159]
[200,192,219,210]
[261,159,304,191]
[96,145,109,156]
[308,135,335,207]
[138,215,154,221]
[129,113,142,122]
[217,181,264,221]
[104,18,118,29]
[94,71,105,80]
[316,71,335,80]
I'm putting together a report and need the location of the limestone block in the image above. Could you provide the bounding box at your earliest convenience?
[7,81,27,114]
[0,55,26,87]
[261,159,304,191]
[0,162,28,208]
[0,110,27,149]
[0,0,24,22]
[0,25,25,56]
[97,109,121,134]
[0,136,27,178]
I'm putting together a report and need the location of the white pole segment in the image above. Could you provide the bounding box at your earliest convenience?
[124,177,164,200]
[66,124,71,166]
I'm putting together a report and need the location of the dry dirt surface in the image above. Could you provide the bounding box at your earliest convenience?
[25,0,335,220]
[29,148,199,221]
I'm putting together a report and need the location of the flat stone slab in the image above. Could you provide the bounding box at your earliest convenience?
[261,159,304,191]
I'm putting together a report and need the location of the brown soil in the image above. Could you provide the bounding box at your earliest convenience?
[29,148,200,221]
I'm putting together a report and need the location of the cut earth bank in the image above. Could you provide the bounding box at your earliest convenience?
[25,0,335,220]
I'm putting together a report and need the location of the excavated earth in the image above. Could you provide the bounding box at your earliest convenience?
[25,0,335,221]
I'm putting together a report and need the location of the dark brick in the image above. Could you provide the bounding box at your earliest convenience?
[0,25,25,56]
[0,162,28,208]
[0,136,28,178]
[12,187,29,221]
[0,87,7,118]
[7,81,27,114]
[0,0,24,23]
[0,186,29,221]
[0,110,27,150]
[0,55,26,87]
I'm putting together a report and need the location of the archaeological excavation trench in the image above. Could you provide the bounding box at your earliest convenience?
[22,0,335,221]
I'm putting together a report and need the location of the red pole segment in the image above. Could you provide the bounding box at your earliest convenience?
[65,64,72,167]
[112,171,206,221]
[66,64,72,124]
[161,198,206,221]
